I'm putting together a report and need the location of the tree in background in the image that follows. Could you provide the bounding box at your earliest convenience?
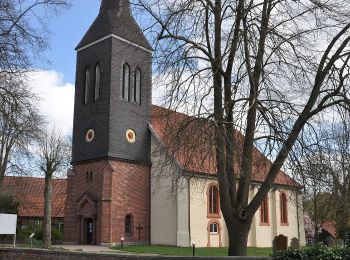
[0,74,42,184]
[36,129,70,248]
[0,190,20,214]
[0,0,71,74]
[0,0,71,185]
[136,0,350,255]
[292,107,350,242]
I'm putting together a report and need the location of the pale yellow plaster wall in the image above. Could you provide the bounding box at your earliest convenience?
[253,187,275,247]
[252,187,306,247]
[150,136,178,246]
[188,178,228,247]
[176,177,190,247]
[150,134,306,248]
[189,182,305,248]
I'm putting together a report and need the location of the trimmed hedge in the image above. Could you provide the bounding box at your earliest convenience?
[273,244,350,259]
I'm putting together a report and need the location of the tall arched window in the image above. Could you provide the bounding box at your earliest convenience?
[84,67,91,104]
[208,185,219,216]
[122,63,130,101]
[280,193,288,224]
[260,196,269,225]
[94,63,101,100]
[125,214,133,236]
[133,67,141,104]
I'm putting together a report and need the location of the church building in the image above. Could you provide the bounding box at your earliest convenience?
[64,0,305,248]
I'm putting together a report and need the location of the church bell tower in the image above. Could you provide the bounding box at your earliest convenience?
[65,0,152,246]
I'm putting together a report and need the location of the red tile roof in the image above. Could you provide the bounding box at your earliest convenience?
[321,221,337,238]
[150,105,299,187]
[2,176,66,218]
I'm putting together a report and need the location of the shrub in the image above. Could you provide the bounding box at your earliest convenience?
[32,227,63,241]
[17,228,34,240]
[337,225,350,247]
[51,228,64,241]
[33,227,43,241]
[273,248,306,259]
[335,248,350,259]
[273,244,348,260]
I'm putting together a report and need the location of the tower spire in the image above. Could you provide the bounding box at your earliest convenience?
[76,0,151,51]
[100,0,131,14]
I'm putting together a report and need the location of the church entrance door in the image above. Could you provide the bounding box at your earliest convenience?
[85,218,94,244]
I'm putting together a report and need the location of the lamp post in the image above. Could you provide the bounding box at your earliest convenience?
[121,237,125,249]
[192,241,196,256]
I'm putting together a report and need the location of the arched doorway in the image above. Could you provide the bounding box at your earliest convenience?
[77,194,97,245]
[207,220,222,247]
[84,218,94,244]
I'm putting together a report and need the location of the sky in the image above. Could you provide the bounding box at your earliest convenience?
[42,0,101,83]
[29,0,102,135]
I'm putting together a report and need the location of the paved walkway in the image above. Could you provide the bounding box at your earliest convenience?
[54,245,120,253]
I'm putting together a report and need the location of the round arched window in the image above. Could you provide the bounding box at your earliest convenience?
[210,222,219,234]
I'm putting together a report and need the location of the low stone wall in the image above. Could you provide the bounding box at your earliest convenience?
[0,248,273,260]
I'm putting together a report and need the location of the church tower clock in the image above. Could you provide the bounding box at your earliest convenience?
[64,0,152,245]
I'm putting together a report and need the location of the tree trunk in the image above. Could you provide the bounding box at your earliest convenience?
[43,176,52,248]
[227,217,252,256]
[0,167,6,186]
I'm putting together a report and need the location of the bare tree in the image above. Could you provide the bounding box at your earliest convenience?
[328,110,350,234]
[0,0,71,75]
[0,0,70,184]
[136,0,350,255]
[36,129,70,248]
[0,74,43,184]
[294,108,350,240]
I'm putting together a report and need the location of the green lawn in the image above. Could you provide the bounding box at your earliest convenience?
[111,245,272,257]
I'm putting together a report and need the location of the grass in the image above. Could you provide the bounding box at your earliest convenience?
[111,245,272,257]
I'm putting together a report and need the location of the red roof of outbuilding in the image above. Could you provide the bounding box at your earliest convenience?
[321,221,337,238]
[150,105,299,187]
[2,176,66,218]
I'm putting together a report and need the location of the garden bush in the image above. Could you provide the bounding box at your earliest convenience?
[33,227,63,241]
[273,244,350,259]
[17,228,34,240]
[51,228,64,241]
[17,227,63,242]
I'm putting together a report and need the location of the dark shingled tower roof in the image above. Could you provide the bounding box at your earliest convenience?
[76,0,152,50]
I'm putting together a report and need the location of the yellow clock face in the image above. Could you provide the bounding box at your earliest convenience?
[126,129,136,143]
[85,129,95,142]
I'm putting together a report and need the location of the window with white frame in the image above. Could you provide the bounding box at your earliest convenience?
[210,222,219,234]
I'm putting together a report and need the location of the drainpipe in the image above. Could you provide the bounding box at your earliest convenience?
[188,177,192,247]
[296,189,300,240]
[149,165,151,245]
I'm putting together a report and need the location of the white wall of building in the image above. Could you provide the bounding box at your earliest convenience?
[150,136,306,248]
[188,178,228,247]
[150,136,178,245]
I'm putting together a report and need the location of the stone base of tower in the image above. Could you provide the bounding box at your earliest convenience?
[64,159,150,245]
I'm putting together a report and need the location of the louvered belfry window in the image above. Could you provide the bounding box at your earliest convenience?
[122,63,130,101]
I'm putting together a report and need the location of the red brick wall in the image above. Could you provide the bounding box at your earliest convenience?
[109,161,150,243]
[64,169,78,243]
[64,159,150,245]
